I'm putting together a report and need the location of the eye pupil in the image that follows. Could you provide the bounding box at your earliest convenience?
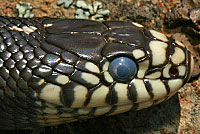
[109,57,137,83]
[170,66,178,75]
[117,66,128,77]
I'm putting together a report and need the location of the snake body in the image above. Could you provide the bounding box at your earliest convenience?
[0,16,194,129]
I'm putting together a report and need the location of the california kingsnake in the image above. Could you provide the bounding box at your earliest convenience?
[0,16,194,129]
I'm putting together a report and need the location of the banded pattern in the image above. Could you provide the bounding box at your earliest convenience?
[0,17,194,129]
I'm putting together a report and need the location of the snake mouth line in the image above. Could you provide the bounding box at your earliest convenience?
[27,97,167,129]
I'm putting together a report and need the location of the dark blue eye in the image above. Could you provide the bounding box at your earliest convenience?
[109,57,137,83]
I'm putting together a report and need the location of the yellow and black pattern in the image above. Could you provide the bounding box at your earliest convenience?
[0,16,194,129]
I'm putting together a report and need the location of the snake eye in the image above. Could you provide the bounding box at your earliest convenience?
[109,57,137,83]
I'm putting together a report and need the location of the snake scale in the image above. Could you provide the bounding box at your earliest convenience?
[0,16,194,129]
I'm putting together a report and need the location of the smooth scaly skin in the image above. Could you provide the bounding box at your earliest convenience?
[0,17,194,129]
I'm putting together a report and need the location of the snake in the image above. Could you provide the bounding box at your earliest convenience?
[0,16,194,130]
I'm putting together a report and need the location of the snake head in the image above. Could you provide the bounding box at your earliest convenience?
[100,22,194,111]
[39,19,194,115]
[0,17,195,129]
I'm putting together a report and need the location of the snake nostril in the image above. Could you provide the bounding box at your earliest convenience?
[108,57,137,83]
[169,66,179,76]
